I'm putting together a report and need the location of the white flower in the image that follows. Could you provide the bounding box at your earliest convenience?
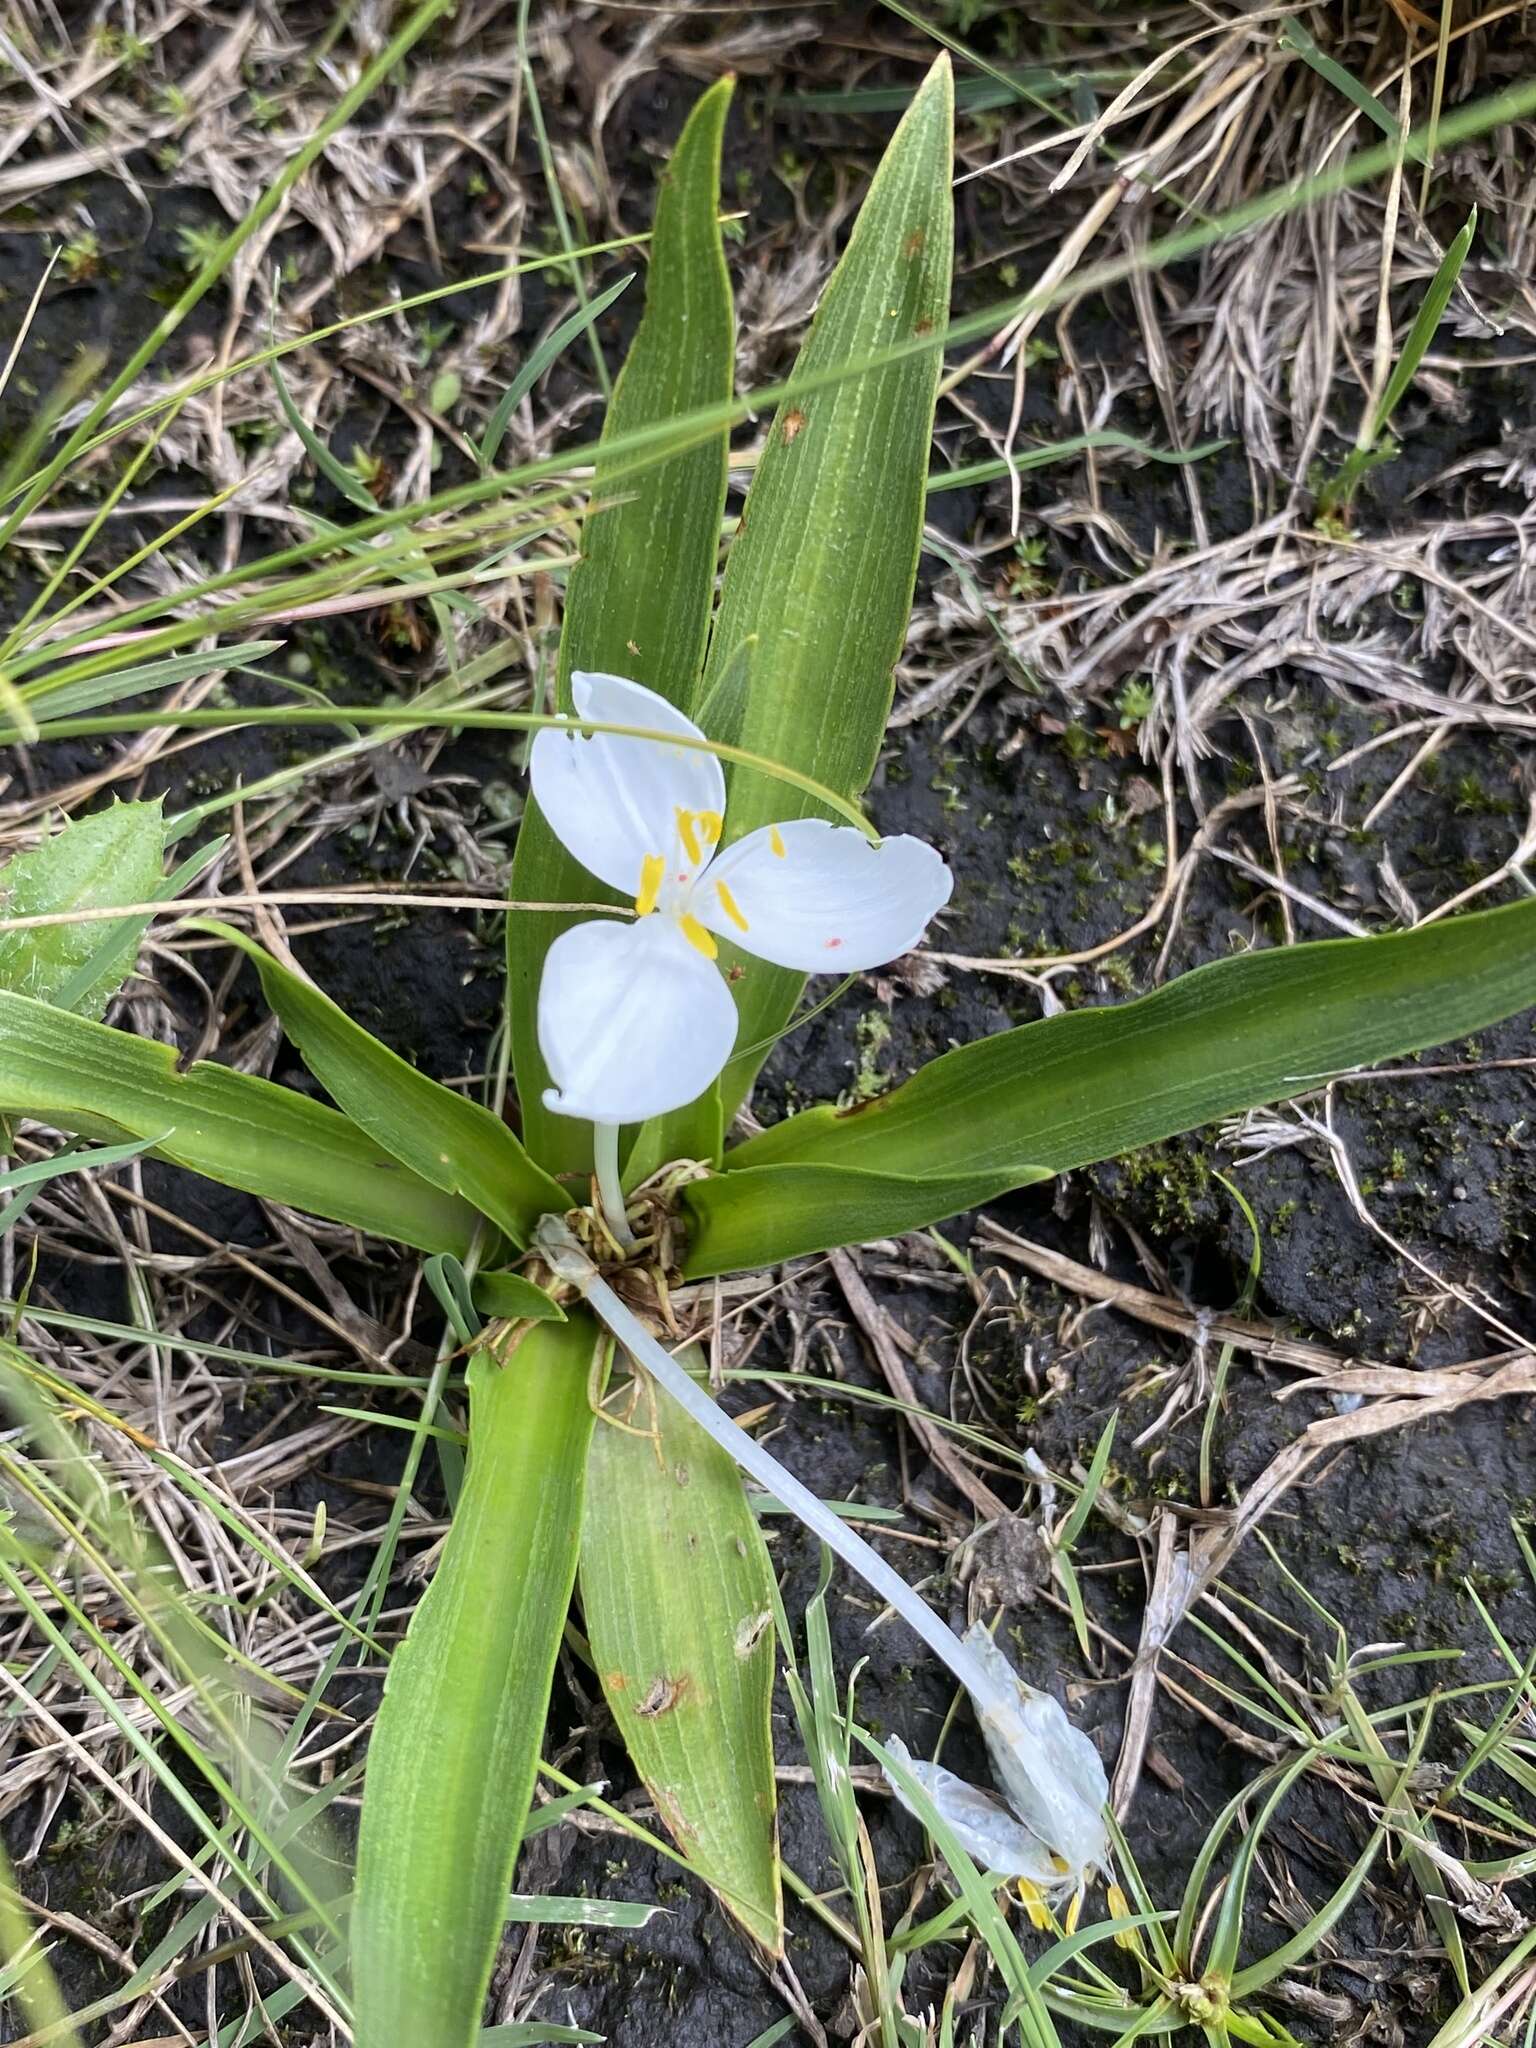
[530,672,954,1124]
[886,1623,1109,1910]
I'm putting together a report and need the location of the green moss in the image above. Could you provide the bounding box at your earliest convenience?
[1106,1139,1214,1234]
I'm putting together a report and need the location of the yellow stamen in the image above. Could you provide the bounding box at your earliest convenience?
[1064,1887,1083,1936]
[675,807,703,865]
[1017,1878,1052,1932]
[635,853,665,918]
[1106,1882,1142,1954]
[769,825,786,858]
[698,809,723,845]
[679,915,717,959]
[714,880,750,933]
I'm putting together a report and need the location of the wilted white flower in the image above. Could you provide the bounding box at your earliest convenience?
[886,1622,1109,1923]
[530,672,953,1124]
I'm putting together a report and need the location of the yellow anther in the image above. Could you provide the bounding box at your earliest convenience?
[1017,1878,1052,1932]
[698,809,723,845]
[1106,1882,1143,1954]
[680,915,717,960]
[714,880,750,933]
[675,808,703,865]
[1064,1888,1083,1936]
[769,825,786,858]
[635,853,665,918]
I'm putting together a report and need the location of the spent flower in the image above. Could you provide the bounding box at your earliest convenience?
[886,1622,1109,1912]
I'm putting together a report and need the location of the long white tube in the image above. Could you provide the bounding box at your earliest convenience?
[536,1214,1013,1722]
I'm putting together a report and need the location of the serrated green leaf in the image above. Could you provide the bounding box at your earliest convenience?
[208,922,564,1245]
[579,1352,782,1954]
[683,897,1536,1275]
[507,79,735,1183]
[0,990,478,1254]
[0,801,166,1019]
[354,1320,596,2048]
[705,54,953,1121]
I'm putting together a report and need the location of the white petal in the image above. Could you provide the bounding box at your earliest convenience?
[964,1623,1109,1879]
[536,916,738,1124]
[693,820,952,971]
[884,1739,1062,1885]
[529,673,726,899]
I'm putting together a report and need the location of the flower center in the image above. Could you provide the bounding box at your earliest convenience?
[631,809,736,960]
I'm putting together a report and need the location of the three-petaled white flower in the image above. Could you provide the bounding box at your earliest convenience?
[531,672,954,1124]
[886,1622,1109,1919]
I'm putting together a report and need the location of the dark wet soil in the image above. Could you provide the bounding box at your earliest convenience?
[4,20,1535,2048]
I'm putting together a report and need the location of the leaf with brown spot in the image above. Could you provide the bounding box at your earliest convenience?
[580,1347,782,1954]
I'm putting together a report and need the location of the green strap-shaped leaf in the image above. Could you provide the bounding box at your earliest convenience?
[580,1351,782,1953]
[354,1319,597,2048]
[706,54,953,1120]
[0,800,166,1019]
[682,897,1536,1275]
[211,923,565,1244]
[0,990,478,1254]
[506,78,735,1182]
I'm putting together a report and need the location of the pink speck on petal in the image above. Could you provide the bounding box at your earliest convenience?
[826,937,844,949]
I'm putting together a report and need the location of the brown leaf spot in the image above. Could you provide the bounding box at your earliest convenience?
[780,408,807,445]
[734,1610,772,1659]
[914,316,934,337]
[636,1674,689,1718]
[903,227,926,259]
[606,1670,629,1692]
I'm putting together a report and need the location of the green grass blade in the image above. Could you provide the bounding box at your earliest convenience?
[684,895,1536,1273]
[270,353,382,516]
[23,640,283,724]
[0,990,479,1253]
[208,922,565,1243]
[1370,208,1476,439]
[579,1349,782,1953]
[1057,1414,1116,1551]
[705,55,953,1121]
[479,272,636,468]
[0,799,166,1018]
[505,77,735,1182]
[479,2027,604,2046]
[1280,20,1420,157]
[353,1319,597,2048]
[0,1134,159,1235]
[1322,210,1476,516]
